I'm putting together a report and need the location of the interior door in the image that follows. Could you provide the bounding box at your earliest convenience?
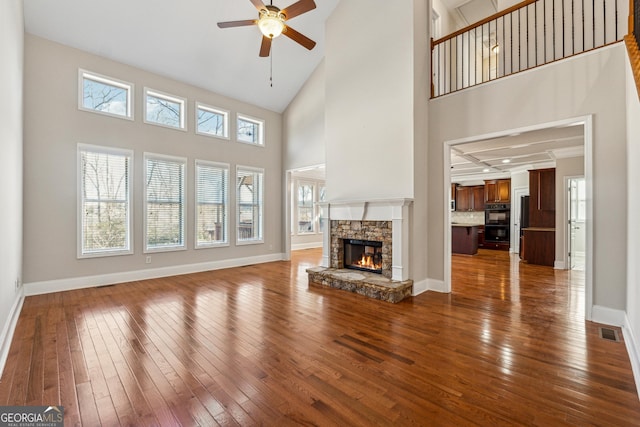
[568,180,577,270]
[512,188,529,254]
[568,178,586,270]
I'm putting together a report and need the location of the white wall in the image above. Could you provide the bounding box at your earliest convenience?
[283,60,326,171]
[324,0,415,202]
[625,43,640,393]
[432,0,460,37]
[555,156,585,267]
[0,0,24,372]
[430,45,627,311]
[23,35,284,290]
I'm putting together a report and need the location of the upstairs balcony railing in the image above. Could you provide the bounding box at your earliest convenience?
[431,0,627,98]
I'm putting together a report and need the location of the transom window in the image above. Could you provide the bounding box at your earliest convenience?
[144,153,187,252]
[144,88,186,130]
[237,114,265,146]
[236,166,264,244]
[79,70,133,120]
[195,160,229,247]
[78,144,133,258]
[196,103,229,139]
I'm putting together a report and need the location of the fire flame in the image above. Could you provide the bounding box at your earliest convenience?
[357,254,381,270]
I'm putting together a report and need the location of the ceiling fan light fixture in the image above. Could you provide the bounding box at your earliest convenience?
[258,9,285,38]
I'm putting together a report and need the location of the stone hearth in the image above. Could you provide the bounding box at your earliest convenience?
[307,267,413,303]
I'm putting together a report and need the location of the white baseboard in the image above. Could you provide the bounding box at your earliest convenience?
[25,253,285,296]
[291,242,323,251]
[554,260,565,270]
[591,305,626,326]
[623,314,640,399]
[0,289,25,378]
[427,278,448,293]
[412,279,428,296]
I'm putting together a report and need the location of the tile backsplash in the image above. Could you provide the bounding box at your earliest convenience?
[451,211,485,225]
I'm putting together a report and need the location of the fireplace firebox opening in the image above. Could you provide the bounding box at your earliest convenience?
[343,239,383,274]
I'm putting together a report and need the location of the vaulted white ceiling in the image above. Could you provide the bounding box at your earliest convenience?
[23,0,341,113]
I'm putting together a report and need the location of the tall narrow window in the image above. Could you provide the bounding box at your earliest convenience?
[297,182,314,234]
[78,144,132,257]
[144,88,186,130]
[79,70,133,120]
[236,166,264,243]
[145,154,186,252]
[196,103,229,139]
[318,184,326,233]
[237,114,265,146]
[196,161,229,247]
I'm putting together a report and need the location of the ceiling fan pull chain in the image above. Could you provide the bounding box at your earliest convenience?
[270,43,274,87]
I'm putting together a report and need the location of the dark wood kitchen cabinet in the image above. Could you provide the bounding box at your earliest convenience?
[484,179,511,203]
[529,168,555,228]
[472,186,485,210]
[522,168,556,266]
[456,185,485,211]
[456,186,472,211]
[522,228,555,266]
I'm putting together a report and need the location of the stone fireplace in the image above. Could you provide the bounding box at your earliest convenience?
[307,199,413,302]
[331,221,392,277]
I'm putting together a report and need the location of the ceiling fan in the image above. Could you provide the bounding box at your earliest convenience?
[217,0,317,57]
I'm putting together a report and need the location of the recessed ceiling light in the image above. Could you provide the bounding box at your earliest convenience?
[483,168,491,173]
[502,159,511,164]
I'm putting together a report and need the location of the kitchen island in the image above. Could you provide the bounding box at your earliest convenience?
[452,223,479,255]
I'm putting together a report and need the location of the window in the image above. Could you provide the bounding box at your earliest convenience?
[196,103,229,139]
[297,182,315,234]
[195,161,229,247]
[145,154,186,252]
[237,114,264,146]
[318,184,326,233]
[236,166,264,243]
[78,144,132,258]
[79,70,133,120]
[144,88,186,130]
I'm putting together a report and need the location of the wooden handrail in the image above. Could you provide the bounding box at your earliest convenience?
[432,0,537,47]
[627,0,640,99]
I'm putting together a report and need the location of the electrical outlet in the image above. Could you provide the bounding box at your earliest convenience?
[15,277,21,290]
[269,244,273,250]
[145,256,151,264]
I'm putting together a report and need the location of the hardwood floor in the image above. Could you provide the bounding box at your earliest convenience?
[1,248,639,426]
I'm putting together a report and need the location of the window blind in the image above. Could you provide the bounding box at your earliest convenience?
[145,155,186,251]
[79,145,132,256]
[196,161,228,246]
[236,167,264,242]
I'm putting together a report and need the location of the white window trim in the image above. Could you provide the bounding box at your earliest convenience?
[143,87,187,131]
[236,165,265,246]
[78,69,134,121]
[236,113,265,147]
[195,159,230,249]
[195,102,230,140]
[77,143,134,259]
[295,179,316,235]
[144,152,188,253]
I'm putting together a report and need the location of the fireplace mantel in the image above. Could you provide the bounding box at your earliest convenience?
[318,199,413,282]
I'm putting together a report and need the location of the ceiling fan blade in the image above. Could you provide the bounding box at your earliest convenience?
[217,19,258,28]
[249,0,266,10]
[259,36,272,57]
[282,25,316,50]
[281,0,316,20]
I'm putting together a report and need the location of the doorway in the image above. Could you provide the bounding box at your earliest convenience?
[444,115,593,320]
